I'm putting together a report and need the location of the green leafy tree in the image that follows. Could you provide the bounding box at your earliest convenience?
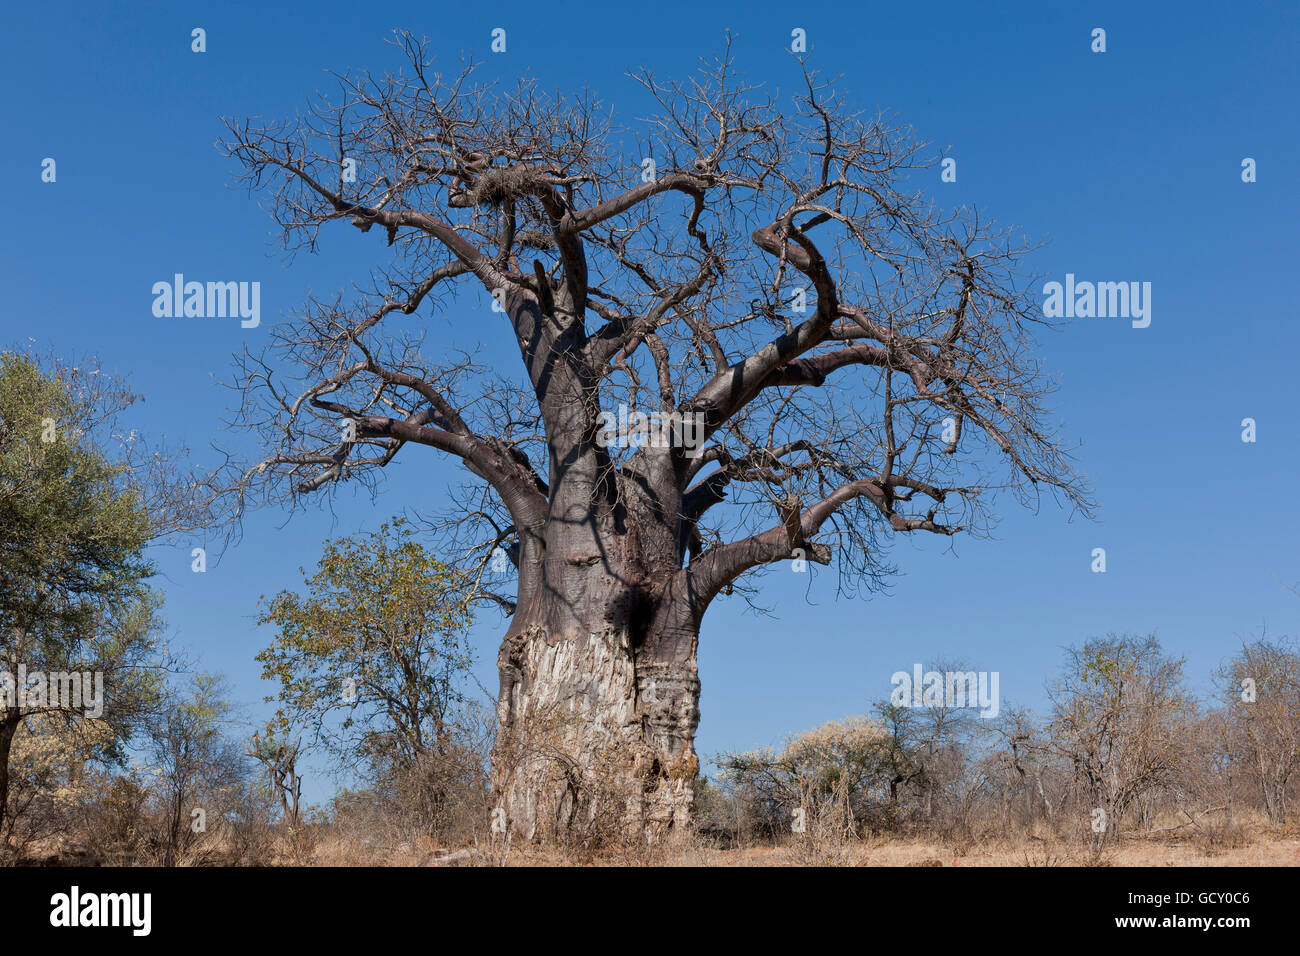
[257,520,478,800]
[0,350,188,840]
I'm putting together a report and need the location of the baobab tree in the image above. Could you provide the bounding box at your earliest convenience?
[215,34,1091,842]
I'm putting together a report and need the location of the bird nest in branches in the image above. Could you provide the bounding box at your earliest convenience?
[465,166,550,207]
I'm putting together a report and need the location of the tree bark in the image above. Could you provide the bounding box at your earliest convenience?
[0,715,20,845]
[491,559,701,845]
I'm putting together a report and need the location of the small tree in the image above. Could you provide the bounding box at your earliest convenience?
[985,705,1060,831]
[256,519,481,835]
[248,732,304,828]
[1047,635,1194,844]
[869,700,927,829]
[1216,638,1300,824]
[145,674,248,866]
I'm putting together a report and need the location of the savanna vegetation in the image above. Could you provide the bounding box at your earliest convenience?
[2,347,1298,866]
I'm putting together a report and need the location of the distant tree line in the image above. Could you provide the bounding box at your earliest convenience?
[707,634,1300,860]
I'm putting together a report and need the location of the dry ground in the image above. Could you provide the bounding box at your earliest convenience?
[19,820,1300,867]
[306,827,1300,867]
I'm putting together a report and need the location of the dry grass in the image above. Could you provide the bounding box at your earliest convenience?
[288,826,1300,867]
[528,837,1300,868]
[15,813,1300,867]
[16,834,1300,867]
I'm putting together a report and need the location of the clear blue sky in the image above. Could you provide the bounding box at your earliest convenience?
[3,1,1297,802]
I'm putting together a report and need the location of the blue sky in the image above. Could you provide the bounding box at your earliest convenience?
[3,1,1297,802]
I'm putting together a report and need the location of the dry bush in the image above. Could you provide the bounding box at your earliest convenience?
[717,716,888,864]
[1,717,115,863]
[71,769,151,864]
[1191,814,1253,857]
[1019,836,1069,867]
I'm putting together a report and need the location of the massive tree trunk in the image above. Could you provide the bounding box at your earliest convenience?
[492,609,700,844]
[490,464,704,844]
[480,276,713,845]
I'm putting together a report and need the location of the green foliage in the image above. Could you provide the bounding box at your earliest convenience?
[0,350,153,648]
[256,519,477,770]
[0,350,167,782]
